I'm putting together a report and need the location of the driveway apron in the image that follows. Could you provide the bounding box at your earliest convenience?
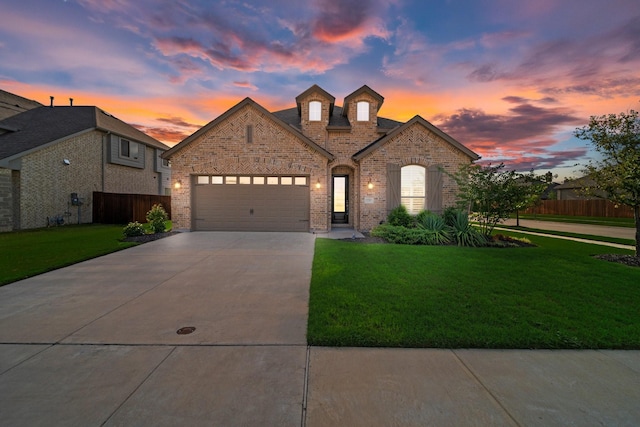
[0,232,313,426]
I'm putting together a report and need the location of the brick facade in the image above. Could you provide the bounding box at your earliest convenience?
[1,130,167,231]
[165,85,479,232]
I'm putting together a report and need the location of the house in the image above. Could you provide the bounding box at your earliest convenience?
[555,176,605,200]
[162,84,480,232]
[0,103,171,231]
[0,89,42,121]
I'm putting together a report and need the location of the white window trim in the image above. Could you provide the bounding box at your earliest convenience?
[309,101,321,121]
[357,101,369,121]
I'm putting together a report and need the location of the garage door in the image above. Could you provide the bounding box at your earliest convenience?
[193,175,310,231]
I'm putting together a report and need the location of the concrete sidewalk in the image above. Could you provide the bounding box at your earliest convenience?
[502,218,635,240]
[1,232,639,426]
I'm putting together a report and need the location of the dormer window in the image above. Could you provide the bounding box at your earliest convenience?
[309,101,321,121]
[357,101,369,121]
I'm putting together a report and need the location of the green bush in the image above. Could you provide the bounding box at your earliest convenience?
[449,210,486,247]
[146,204,169,234]
[123,221,145,237]
[417,213,452,245]
[387,205,414,228]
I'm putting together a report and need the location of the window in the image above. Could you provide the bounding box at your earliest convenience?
[401,165,425,215]
[225,176,237,184]
[267,177,279,185]
[357,101,369,121]
[162,158,170,167]
[197,176,209,184]
[120,139,139,159]
[246,125,253,143]
[309,101,321,121]
[212,176,223,184]
[294,177,307,186]
[281,177,293,185]
[253,176,265,185]
[239,176,251,184]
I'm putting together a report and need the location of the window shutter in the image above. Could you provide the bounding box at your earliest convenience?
[427,165,443,214]
[386,163,401,214]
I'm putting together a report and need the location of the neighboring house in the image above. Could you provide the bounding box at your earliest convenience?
[0,89,43,121]
[163,84,480,232]
[555,176,605,200]
[0,104,171,231]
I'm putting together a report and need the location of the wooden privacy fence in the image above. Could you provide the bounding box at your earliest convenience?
[93,192,171,224]
[523,199,634,218]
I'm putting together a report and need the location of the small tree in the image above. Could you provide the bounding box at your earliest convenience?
[451,163,546,237]
[146,204,169,234]
[574,109,640,257]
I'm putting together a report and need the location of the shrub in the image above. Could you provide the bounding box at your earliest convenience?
[417,213,452,245]
[146,204,168,234]
[442,206,459,227]
[387,205,414,228]
[123,221,145,237]
[449,211,486,247]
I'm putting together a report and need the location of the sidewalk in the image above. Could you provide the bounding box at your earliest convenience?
[498,219,636,251]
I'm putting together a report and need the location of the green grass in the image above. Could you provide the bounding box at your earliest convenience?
[307,235,640,349]
[516,213,635,227]
[0,225,137,286]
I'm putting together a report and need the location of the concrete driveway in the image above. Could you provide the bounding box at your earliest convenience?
[1,231,639,426]
[0,232,312,426]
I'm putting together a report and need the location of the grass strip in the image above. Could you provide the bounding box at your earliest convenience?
[0,225,137,286]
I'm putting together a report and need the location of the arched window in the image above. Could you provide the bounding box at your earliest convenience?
[356,101,369,121]
[309,101,321,121]
[401,165,425,214]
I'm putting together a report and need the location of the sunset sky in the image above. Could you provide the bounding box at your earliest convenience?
[2,0,639,181]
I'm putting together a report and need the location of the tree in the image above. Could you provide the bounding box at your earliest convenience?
[574,109,640,257]
[451,163,546,237]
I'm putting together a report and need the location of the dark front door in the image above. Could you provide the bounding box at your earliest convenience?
[332,175,348,224]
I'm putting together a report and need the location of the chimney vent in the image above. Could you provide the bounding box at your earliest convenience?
[69,98,73,106]
[50,96,54,107]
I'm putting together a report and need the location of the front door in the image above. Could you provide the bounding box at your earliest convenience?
[332,175,348,224]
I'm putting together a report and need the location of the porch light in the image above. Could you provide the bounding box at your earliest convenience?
[367,179,373,190]
[315,179,321,189]
[174,180,182,189]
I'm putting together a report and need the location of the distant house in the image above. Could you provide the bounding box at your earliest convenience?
[555,176,605,200]
[0,103,171,231]
[163,84,479,232]
[0,89,42,121]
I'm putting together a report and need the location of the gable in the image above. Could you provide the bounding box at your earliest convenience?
[163,98,333,161]
[352,115,480,161]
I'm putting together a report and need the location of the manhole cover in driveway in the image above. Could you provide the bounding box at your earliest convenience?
[176,326,196,335]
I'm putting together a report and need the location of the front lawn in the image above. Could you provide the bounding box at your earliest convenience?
[0,225,137,286]
[307,233,640,349]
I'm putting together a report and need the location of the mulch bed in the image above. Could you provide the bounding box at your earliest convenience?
[122,231,179,244]
[594,254,640,268]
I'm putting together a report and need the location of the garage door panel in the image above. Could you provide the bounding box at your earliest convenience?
[193,177,310,231]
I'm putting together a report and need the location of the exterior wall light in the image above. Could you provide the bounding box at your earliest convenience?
[315,179,321,189]
[367,179,374,190]
[174,180,182,189]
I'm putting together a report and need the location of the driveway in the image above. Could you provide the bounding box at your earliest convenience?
[1,231,639,426]
[0,232,313,426]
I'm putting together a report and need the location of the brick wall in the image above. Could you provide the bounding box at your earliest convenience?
[104,145,161,195]
[357,122,472,231]
[0,168,12,232]
[18,131,103,229]
[169,104,330,231]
